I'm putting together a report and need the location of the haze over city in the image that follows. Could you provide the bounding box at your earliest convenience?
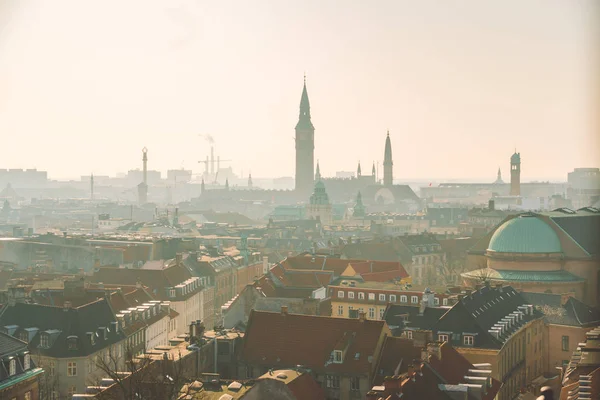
[1,0,598,181]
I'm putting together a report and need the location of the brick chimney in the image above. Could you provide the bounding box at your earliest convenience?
[281,306,288,315]
[175,253,183,265]
[561,292,574,306]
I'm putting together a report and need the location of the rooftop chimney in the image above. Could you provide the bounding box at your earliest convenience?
[175,253,183,265]
[488,199,495,211]
[358,311,366,322]
[281,306,288,315]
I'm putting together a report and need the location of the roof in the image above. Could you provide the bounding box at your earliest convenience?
[0,330,27,357]
[462,268,585,283]
[383,304,448,335]
[488,215,562,253]
[372,336,422,385]
[242,310,388,375]
[91,263,193,300]
[550,213,600,256]
[521,292,600,327]
[426,342,502,400]
[341,242,402,262]
[432,285,542,350]
[0,300,125,358]
[253,369,326,400]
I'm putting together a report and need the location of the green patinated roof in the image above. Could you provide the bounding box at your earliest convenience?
[488,215,562,254]
[462,268,584,283]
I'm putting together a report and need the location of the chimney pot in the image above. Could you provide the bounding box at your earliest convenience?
[281,306,288,315]
[358,311,366,322]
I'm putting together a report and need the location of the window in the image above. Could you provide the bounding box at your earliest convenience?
[325,375,340,389]
[348,292,355,299]
[68,386,77,397]
[400,295,407,303]
[40,334,49,348]
[368,293,375,300]
[562,335,569,352]
[333,350,343,363]
[19,331,29,343]
[438,334,449,343]
[463,335,474,346]
[24,392,32,400]
[9,359,16,376]
[48,361,55,376]
[434,297,440,306]
[411,296,418,304]
[442,298,448,306]
[67,361,77,377]
[358,292,365,300]
[378,294,386,301]
[379,308,385,320]
[350,376,360,391]
[24,354,30,370]
[337,305,344,316]
[338,291,345,298]
[389,295,397,303]
[406,330,413,340]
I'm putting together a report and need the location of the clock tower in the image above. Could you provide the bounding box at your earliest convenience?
[295,76,315,195]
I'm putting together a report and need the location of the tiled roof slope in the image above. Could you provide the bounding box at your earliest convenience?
[242,310,389,375]
[432,285,541,350]
[0,300,125,358]
[372,337,422,385]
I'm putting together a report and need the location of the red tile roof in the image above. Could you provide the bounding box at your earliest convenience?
[242,310,390,375]
[282,255,408,281]
[372,337,422,385]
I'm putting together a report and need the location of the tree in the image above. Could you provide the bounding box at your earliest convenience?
[31,351,60,400]
[89,344,192,400]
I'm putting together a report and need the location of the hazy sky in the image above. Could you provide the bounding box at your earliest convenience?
[0,0,598,181]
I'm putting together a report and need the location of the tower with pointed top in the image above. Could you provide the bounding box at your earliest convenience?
[138,147,148,205]
[248,174,253,188]
[315,161,321,181]
[357,162,362,177]
[353,191,366,218]
[510,151,521,196]
[372,162,376,177]
[383,132,393,186]
[295,76,315,195]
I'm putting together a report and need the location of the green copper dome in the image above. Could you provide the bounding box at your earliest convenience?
[488,215,562,254]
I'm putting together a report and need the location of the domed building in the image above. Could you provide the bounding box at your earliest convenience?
[463,208,600,305]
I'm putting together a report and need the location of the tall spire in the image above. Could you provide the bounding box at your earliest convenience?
[372,162,376,177]
[383,131,393,186]
[296,77,314,130]
[201,178,205,194]
[248,173,253,188]
[357,161,362,177]
[315,160,321,181]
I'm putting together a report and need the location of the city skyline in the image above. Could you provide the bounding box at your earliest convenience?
[0,0,598,182]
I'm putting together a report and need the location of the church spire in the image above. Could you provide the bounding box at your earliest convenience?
[372,162,376,177]
[315,160,321,181]
[248,173,253,188]
[357,161,362,177]
[295,77,314,130]
[383,131,393,186]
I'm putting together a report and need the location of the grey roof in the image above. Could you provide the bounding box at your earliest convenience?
[521,292,600,327]
[432,285,542,350]
[0,300,125,358]
[0,331,27,357]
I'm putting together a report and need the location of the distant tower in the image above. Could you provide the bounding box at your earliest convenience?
[201,178,205,195]
[372,162,376,177]
[510,151,521,196]
[315,160,321,181]
[306,180,332,226]
[353,191,366,218]
[248,173,253,188]
[494,167,504,184]
[295,75,315,195]
[225,178,229,190]
[90,173,94,201]
[383,132,393,186]
[137,147,148,205]
[357,161,362,177]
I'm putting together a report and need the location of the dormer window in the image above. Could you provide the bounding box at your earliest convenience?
[438,334,449,343]
[24,354,31,370]
[332,350,343,364]
[19,331,29,343]
[40,333,50,349]
[463,335,474,346]
[169,289,176,298]
[67,336,78,351]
